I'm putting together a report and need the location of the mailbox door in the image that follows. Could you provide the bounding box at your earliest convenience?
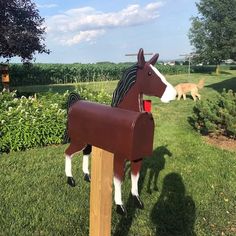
[130,112,154,161]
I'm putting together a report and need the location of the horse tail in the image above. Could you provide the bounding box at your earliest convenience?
[66,92,81,114]
[63,92,81,144]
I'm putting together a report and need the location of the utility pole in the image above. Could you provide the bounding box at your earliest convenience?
[179,53,196,76]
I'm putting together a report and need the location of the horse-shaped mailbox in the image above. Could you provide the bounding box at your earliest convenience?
[64,48,176,215]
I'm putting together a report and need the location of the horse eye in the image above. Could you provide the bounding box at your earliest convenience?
[148,71,152,76]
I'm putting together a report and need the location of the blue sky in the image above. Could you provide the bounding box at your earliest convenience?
[26,0,199,63]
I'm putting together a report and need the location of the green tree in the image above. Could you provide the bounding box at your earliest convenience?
[0,0,49,62]
[189,0,236,74]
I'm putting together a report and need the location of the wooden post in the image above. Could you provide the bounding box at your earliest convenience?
[89,147,114,236]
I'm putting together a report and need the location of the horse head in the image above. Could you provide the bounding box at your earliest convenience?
[136,48,176,103]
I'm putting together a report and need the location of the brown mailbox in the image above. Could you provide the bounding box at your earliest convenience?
[68,100,154,161]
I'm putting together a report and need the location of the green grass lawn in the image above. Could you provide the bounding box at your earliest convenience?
[13,80,119,95]
[1,71,236,235]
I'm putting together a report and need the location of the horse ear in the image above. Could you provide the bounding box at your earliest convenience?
[148,53,159,65]
[137,48,145,68]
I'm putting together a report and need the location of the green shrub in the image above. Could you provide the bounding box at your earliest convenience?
[0,88,112,153]
[75,85,111,104]
[0,91,67,153]
[191,89,236,138]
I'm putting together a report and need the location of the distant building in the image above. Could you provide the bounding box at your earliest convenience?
[224,59,235,64]
[164,61,175,66]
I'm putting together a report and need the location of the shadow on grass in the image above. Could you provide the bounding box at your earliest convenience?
[219,71,232,75]
[151,173,196,236]
[206,77,236,92]
[113,145,172,236]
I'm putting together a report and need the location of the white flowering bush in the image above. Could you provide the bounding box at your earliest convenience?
[0,88,111,153]
[0,91,66,153]
[75,86,111,104]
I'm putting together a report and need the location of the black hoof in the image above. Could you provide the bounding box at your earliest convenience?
[84,173,91,182]
[132,195,144,209]
[116,205,127,216]
[67,177,76,187]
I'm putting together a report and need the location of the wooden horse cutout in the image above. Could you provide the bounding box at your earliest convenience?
[64,48,176,215]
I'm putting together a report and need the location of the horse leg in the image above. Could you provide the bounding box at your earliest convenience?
[131,159,144,209]
[65,141,85,187]
[113,154,127,215]
[82,144,92,182]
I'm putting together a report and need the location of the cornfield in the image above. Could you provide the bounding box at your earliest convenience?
[8,63,191,86]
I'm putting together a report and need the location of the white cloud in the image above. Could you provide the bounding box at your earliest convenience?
[37,3,58,9]
[145,2,164,11]
[61,30,106,45]
[46,1,164,45]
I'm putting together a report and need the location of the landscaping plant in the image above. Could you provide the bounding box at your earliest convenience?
[0,87,111,153]
[0,91,66,153]
[192,89,236,138]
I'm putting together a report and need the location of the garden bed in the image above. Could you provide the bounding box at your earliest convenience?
[204,135,236,152]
